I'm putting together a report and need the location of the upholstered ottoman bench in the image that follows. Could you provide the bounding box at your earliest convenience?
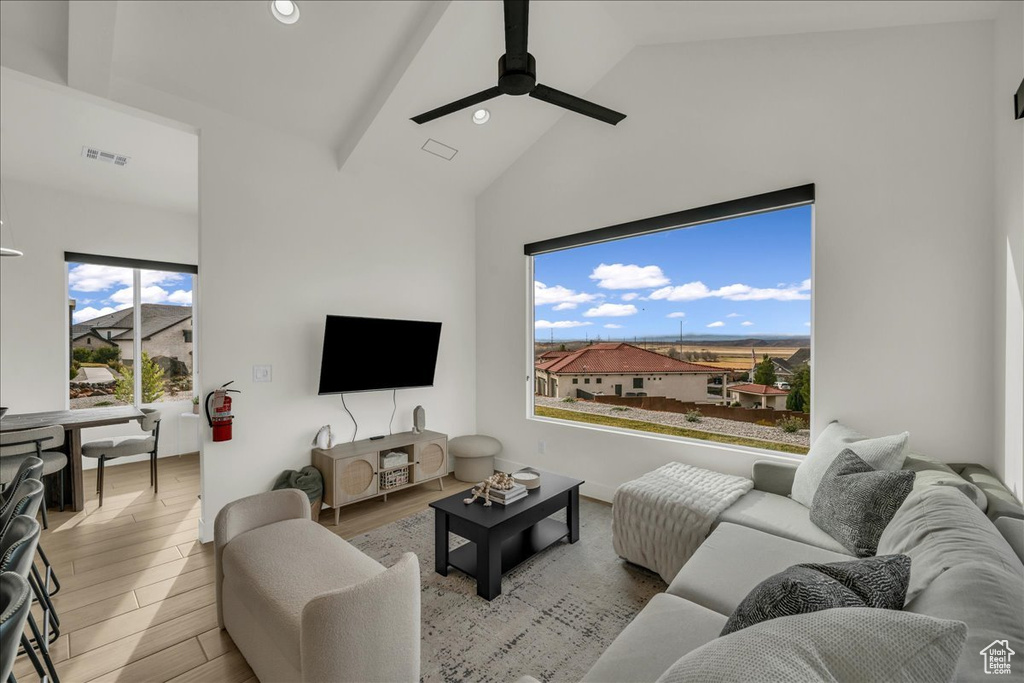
[449,434,502,482]
[612,462,752,583]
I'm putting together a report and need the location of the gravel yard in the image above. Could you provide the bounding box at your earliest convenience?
[535,396,810,448]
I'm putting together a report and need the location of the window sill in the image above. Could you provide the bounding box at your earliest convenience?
[528,412,806,464]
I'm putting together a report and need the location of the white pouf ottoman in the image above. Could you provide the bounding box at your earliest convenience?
[450,435,502,483]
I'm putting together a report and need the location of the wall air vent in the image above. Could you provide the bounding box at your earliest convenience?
[421,138,457,161]
[82,147,130,167]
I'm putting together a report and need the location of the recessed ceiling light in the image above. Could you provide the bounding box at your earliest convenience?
[270,0,299,25]
[472,109,490,125]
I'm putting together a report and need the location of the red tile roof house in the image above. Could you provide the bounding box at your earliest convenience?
[534,343,724,401]
[727,382,790,409]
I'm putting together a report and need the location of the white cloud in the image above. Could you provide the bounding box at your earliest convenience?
[707,321,725,328]
[534,281,600,306]
[604,323,624,329]
[583,303,638,318]
[620,293,639,301]
[666,312,686,319]
[741,321,754,327]
[73,306,117,324]
[167,289,193,305]
[106,286,192,306]
[804,321,812,327]
[109,285,177,305]
[650,282,712,301]
[649,279,810,302]
[534,320,593,329]
[68,263,185,292]
[726,313,741,318]
[552,302,577,311]
[589,263,669,290]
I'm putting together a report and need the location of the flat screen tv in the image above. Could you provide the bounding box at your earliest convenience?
[318,315,442,394]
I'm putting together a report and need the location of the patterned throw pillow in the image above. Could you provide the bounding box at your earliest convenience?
[721,554,910,635]
[810,448,916,557]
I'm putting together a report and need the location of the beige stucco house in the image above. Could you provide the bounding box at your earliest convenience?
[535,342,722,401]
[727,382,789,409]
[72,304,193,374]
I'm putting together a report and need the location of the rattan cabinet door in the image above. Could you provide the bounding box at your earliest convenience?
[335,454,378,504]
[414,439,447,482]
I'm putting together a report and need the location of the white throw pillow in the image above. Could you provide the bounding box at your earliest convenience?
[655,607,966,683]
[791,421,909,508]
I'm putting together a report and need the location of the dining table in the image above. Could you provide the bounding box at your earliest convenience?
[1,405,145,512]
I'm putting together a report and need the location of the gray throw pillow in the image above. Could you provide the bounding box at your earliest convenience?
[721,554,910,635]
[656,608,967,683]
[792,420,909,508]
[810,449,915,557]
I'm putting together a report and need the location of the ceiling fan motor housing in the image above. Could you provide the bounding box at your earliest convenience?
[498,53,537,95]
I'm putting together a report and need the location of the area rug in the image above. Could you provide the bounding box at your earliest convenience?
[349,498,664,683]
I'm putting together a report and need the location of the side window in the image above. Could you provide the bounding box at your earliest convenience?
[633,377,643,389]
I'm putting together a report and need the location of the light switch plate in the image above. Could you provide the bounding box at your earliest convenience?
[253,365,272,383]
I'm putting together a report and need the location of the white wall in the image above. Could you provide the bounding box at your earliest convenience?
[993,2,1024,500]
[0,179,200,462]
[107,79,478,540]
[477,22,997,500]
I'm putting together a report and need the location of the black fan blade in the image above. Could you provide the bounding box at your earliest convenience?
[504,0,529,66]
[411,86,502,124]
[530,84,626,125]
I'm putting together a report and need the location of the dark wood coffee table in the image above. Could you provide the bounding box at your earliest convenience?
[430,469,584,600]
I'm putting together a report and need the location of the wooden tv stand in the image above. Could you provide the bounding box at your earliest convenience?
[312,430,448,526]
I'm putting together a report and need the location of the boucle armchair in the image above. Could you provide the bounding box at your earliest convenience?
[215,489,420,683]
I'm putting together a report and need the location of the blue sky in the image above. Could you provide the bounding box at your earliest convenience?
[534,205,811,339]
[68,263,193,324]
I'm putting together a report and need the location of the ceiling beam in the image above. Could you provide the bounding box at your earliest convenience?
[334,0,451,171]
[67,0,119,97]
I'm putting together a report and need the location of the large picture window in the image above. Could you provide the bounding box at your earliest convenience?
[67,253,197,410]
[528,187,813,455]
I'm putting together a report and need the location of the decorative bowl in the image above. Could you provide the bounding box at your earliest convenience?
[512,467,541,490]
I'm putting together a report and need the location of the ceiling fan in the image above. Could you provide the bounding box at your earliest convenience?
[411,0,626,126]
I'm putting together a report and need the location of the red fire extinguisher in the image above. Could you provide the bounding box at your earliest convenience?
[205,381,241,442]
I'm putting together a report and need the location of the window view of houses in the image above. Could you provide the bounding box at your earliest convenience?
[68,263,194,409]
[533,206,812,455]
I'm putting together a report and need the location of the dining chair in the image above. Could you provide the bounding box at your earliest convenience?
[0,425,67,528]
[81,409,161,507]
[1,571,47,683]
[0,515,59,683]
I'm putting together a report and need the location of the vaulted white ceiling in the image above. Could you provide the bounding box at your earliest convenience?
[0,70,198,214]
[0,0,1005,202]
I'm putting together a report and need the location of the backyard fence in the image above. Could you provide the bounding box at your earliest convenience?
[592,395,807,425]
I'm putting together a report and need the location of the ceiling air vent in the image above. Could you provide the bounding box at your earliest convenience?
[82,146,130,167]
[421,138,457,161]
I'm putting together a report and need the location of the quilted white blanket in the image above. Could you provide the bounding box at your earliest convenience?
[612,462,753,583]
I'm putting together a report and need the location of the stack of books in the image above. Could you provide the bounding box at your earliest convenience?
[477,483,527,506]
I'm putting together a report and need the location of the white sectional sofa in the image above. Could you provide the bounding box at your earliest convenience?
[583,456,1024,682]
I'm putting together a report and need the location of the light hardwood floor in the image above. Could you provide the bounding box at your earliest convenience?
[16,453,460,683]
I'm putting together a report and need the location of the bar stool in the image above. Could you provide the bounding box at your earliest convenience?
[0,479,60,647]
[0,515,59,682]
[81,409,161,507]
[0,425,67,528]
[1,458,61,600]
[1,571,47,683]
